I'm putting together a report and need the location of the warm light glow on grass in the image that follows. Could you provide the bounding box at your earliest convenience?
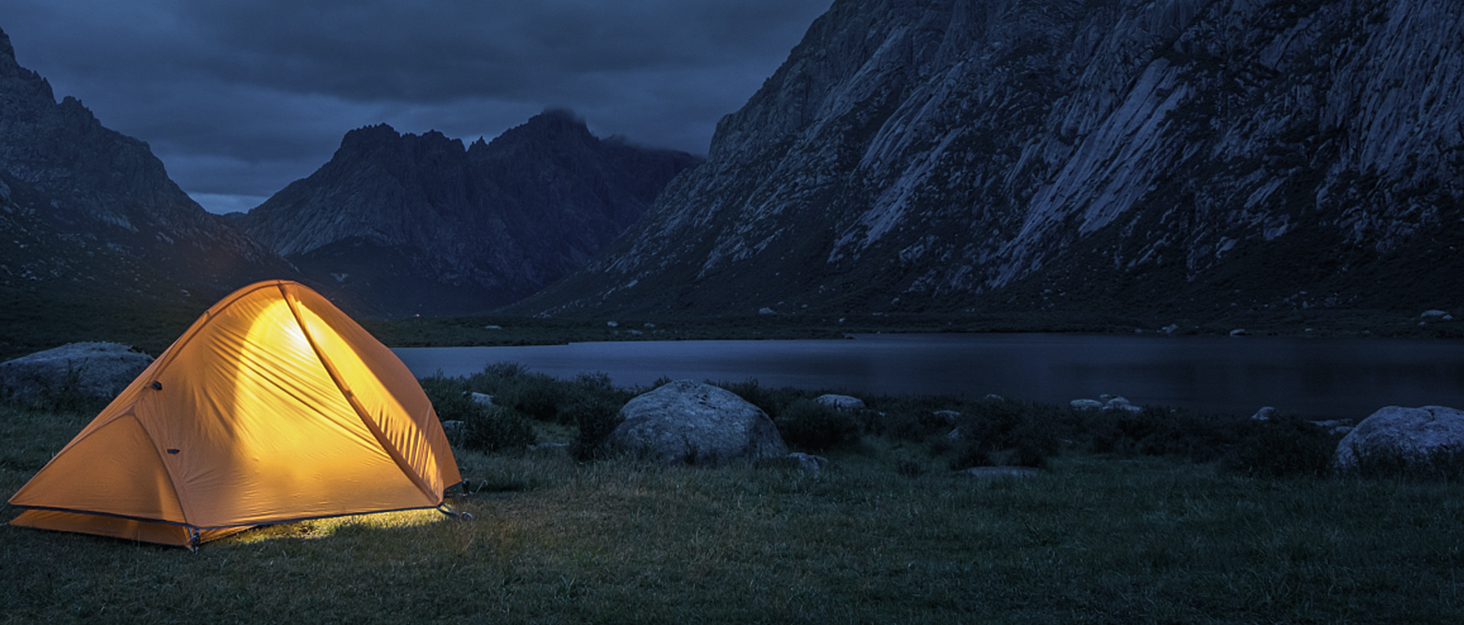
[221,508,448,544]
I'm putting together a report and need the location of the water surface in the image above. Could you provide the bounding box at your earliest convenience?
[393,334,1464,420]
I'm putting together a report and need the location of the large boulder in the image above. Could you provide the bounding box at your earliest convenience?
[605,380,788,465]
[1334,406,1464,474]
[0,342,153,402]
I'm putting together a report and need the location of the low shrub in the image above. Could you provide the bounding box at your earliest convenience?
[1222,414,1335,477]
[420,372,537,452]
[949,398,1064,469]
[717,378,807,420]
[461,405,539,453]
[1079,406,1249,462]
[418,374,480,422]
[775,398,861,450]
[562,373,631,460]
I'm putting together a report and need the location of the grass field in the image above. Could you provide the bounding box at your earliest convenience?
[3,401,1462,624]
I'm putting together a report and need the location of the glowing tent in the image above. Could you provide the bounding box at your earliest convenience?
[6,280,462,547]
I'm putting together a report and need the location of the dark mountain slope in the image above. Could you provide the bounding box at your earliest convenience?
[239,110,699,317]
[1,26,299,357]
[515,0,1464,319]
[0,27,295,298]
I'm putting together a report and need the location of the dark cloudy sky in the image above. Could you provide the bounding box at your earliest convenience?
[4,0,832,213]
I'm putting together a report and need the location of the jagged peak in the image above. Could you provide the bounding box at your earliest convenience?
[0,26,14,62]
[339,122,401,146]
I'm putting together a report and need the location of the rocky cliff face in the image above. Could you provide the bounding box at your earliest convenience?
[520,0,1464,318]
[239,110,699,316]
[0,27,294,302]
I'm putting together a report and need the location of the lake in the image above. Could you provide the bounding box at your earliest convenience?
[393,333,1464,421]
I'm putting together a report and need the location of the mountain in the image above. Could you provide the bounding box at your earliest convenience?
[238,111,700,317]
[0,27,295,297]
[515,0,1464,319]
[1,26,299,358]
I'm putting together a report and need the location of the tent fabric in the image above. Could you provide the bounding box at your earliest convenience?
[7,280,462,547]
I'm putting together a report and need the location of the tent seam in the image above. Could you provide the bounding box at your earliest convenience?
[278,284,441,505]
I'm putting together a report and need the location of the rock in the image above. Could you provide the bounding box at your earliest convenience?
[0,342,153,402]
[606,321,619,328]
[605,380,787,466]
[1420,310,1450,319]
[1334,406,1464,473]
[483,325,503,330]
[1070,399,1103,410]
[817,394,865,411]
[1104,397,1143,413]
[946,427,962,440]
[983,394,1004,401]
[965,466,1039,479]
[758,307,778,316]
[1310,419,1354,436]
[931,410,962,426]
[1251,406,1277,421]
[1230,329,1248,337]
[469,392,495,407]
[1161,324,1180,335]
[787,452,829,475]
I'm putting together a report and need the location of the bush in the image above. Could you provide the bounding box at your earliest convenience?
[775,398,860,450]
[495,372,563,423]
[1078,407,1249,463]
[562,373,630,460]
[1222,414,1335,477]
[716,378,807,420]
[419,372,537,453]
[949,399,1064,469]
[418,374,479,422]
[462,405,538,453]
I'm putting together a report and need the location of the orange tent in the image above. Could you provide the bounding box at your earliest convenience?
[6,280,462,547]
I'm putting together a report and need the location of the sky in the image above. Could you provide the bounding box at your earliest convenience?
[4,0,833,213]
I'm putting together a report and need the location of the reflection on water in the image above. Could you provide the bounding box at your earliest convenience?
[394,334,1464,420]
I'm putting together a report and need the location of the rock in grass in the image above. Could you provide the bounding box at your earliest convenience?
[606,380,787,466]
[1334,406,1464,474]
[817,394,865,411]
[0,342,152,402]
[931,410,962,426]
[1070,399,1103,410]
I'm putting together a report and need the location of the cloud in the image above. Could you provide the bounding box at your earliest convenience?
[3,0,831,211]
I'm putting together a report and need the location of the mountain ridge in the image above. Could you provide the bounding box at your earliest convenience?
[513,0,1464,318]
[238,110,700,316]
[0,25,297,303]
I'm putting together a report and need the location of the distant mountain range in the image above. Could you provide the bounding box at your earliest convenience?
[236,111,698,317]
[1,24,694,339]
[6,0,1464,349]
[515,0,1464,318]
